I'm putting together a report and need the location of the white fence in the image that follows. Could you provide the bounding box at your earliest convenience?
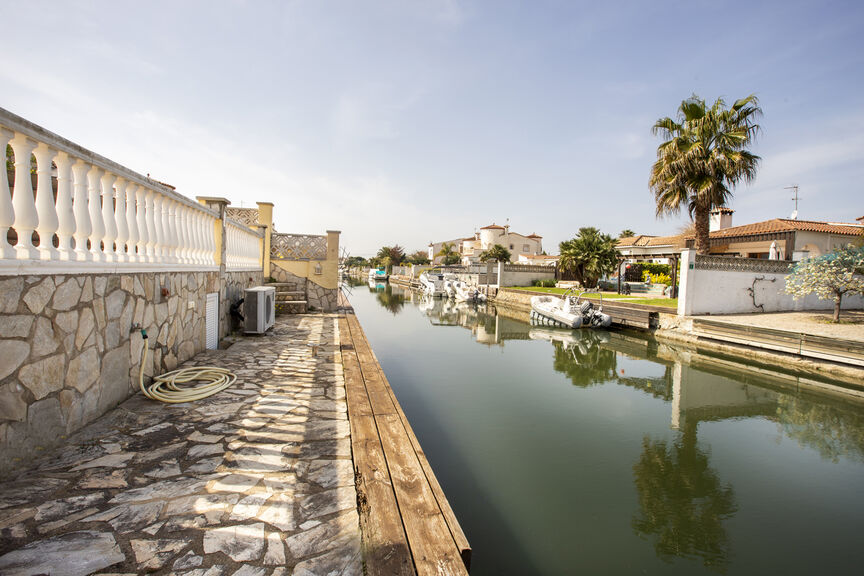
[677,250,864,316]
[1,107,262,274]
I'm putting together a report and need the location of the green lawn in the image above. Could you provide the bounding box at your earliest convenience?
[511,286,677,309]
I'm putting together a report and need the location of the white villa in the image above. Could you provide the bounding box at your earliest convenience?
[617,208,863,264]
[428,223,544,265]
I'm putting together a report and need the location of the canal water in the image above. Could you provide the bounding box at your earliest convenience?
[346,280,864,576]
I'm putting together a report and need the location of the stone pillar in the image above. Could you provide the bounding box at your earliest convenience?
[257,202,274,276]
[326,229,340,262]
[33,143,58,260]
[496,260,504,288]
[196,196,230,273]
[677,249,696,317]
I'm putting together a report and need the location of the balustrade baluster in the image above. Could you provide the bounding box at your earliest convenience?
[33,143,58,260]
[71,160,92,261]
[190,210,201,265]
[10,134,39,259]
[144,190,157,262]
[179,205,191,264]
[54,152,76,261]
[0,129,16,259]
[114,178,129,262]
[166,199,178,264]
[153,194,165,263]
[86,166,106,261]
[100,172,117,262]
[126,183,139,262]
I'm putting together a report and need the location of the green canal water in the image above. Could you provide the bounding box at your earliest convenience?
[346,281,864,576]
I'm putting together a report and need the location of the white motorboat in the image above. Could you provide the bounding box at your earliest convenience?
[453,281,486,303]
[368,267,389,282]
[419,271,447,297]
[530,289,611,329]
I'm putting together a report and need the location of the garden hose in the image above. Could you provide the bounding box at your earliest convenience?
[138,329,237,403]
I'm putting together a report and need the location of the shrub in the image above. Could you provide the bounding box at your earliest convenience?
[532,279,557,288]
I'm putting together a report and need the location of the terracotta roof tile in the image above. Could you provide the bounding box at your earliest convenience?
[710,218,863,238]
[480,224,505,229]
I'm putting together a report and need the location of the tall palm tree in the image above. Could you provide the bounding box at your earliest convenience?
[375,245,405,271]
[650,94,762,254]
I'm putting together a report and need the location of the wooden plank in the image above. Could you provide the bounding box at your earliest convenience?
[351,413,417,576]
[339,317,416,576]
[344,311,472,573]
[376,365,472,569]
[339,317,373,418]
[376,413,470,576]
[347,314,399,416]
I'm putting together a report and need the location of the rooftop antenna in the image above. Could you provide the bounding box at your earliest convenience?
[785,185,799,219]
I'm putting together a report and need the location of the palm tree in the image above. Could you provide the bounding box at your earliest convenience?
[558,227,618,287]
[479,244,511,263]
[620,229,636,238]
[650,94,762,254]
[436,242,461,265]
[375,245,405,272]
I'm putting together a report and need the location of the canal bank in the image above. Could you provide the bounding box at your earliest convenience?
[491,287,864,396]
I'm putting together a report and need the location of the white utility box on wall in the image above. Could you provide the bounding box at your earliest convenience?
[244,286,276,334]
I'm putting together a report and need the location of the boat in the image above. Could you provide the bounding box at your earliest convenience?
[530,289,611,329]
[419,271,447,297]
[453,281,486,303]
[368,267,389,282]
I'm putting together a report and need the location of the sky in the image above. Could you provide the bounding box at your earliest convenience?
[2,0,863,257]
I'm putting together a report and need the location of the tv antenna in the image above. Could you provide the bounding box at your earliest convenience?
[784,185,800,219]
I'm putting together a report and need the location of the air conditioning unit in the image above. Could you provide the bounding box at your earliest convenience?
[244,286,276,334]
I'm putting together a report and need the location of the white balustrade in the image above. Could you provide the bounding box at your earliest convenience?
[225,219,263,270]
[0,107,230,273]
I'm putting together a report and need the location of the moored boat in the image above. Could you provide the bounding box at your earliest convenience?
[368,267,389,282]
[530,289,611,329]
[419,271,447,297]
[453,281,486,303]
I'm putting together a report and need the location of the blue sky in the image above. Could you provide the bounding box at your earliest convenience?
[2,0,862,256]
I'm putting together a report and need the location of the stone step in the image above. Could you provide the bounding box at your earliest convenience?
[275,292,305,301]
[276,300,307,315]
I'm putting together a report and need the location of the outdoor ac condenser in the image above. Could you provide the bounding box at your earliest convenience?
[244,286,276,334]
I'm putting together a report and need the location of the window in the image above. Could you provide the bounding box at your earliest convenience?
[509,244,514,250]
[523,244,530,252]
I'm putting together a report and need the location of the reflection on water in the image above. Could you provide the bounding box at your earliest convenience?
[632,422,737,573]
[348,283,864,575]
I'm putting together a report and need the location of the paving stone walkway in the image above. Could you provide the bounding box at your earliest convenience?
[0,314,361,576]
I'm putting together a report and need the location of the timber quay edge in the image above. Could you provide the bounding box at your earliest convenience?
[338,295,471,576]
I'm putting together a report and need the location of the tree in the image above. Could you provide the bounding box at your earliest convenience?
[620,229,636,238]
[479,244,511,263]
[436,242,461,265]
[784,245,864,322]
[343,255,367,269]
[558,227,619,287]
[407,250,430,265]
[650,94,762,254]
[375,245,405,271]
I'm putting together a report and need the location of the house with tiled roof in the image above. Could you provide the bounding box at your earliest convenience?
[428,223,544,264]
[617,209,864,264]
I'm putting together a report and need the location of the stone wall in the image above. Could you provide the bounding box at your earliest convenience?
[0,270,257,476]
[221,271,264,336]
[270,265,339,312]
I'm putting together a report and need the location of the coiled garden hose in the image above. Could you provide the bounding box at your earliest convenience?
[137,329,237,403]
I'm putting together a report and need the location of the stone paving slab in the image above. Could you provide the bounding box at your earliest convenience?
[0,314,361,576]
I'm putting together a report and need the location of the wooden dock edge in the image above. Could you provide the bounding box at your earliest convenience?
[338,306,471,575]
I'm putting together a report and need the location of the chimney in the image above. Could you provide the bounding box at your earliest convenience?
[709,207,733,231]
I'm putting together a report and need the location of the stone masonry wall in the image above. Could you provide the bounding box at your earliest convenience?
[221,271,264,337]
[0,270,233,475]
[270,266,339,312]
